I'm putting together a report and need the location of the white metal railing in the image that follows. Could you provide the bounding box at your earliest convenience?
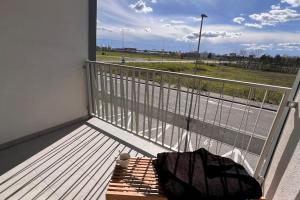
[85,61,291,178]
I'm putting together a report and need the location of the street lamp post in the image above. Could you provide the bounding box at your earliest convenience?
[184,14,207,152]
[121,29,125,63]
[197,14,208,57]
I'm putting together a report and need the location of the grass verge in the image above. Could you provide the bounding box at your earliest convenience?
[123,62,296,104]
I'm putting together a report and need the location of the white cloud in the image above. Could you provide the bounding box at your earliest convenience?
[271,4,281,9]
[242,42,300,51]
[241,43,273,51]
[120,27,136,32]
[203,31,242,38]
[162,23,172,28]
[190,16,202,21]
[129,0,153,14]
[97,20,114,32]
[281,0,300,7]
[144,27,152,32]
[244,23,263,29]
[182,32,198,41]
[233,17,245,24]
[183,31,242,41]
[99,27,114,32]
[151,0,157,3]
[249,8,300,26]
[277,42,300,50]
[170,20,185,24]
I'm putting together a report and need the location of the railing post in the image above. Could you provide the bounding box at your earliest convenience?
[85,61,93,116]
[254,69,300,181]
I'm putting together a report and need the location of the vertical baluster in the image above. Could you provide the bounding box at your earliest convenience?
[179,85,190,151]
[104,64,109,121]
[99,64,105,119]
[136,70,141,134]
[114,66,119,125]
[162,81,171,146]
[86,62,93,116]
[231,88,253,160]
[207,82,224,153]
[142,71,149,137]
[131,69,135,132]
[109,65,114,123]
[177,82,182,152]
[148,72,155,140]
[195,80,203,149]
[125,69,129,129]
[156,73,163,143]
[170,78,180,150]
[217,93,236,155]
[94,63,101,117]
[198,84,211,149]
[120,67,125,128]
[239,89,254,161]
[242,90,268,164]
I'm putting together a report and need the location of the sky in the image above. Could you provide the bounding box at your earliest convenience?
[97,0,300,56]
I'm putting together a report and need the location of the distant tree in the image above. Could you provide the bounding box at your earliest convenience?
[238,49,249,68]
[252,49,263,58]
[96,46,101,51]
[239,49,248,58]
[274,54,282,64]
[207,53,212,59]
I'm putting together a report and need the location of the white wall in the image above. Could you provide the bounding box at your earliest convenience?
[264,83,300,200]
[0,0,89,145]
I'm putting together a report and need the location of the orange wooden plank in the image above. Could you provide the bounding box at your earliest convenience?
[107,157,166,200]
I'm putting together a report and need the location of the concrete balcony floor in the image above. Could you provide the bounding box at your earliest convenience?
[0,118,168,200]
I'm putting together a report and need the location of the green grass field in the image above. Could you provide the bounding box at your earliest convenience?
[125,62,295,87]
[96,51,183,61]
[123,62,296,104]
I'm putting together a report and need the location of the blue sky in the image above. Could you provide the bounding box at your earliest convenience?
[97,0,300,56]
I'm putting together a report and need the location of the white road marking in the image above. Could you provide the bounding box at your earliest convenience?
[203,139,213,148]
[172,130,187,149]
[171,130,193,151]
[187,133,193,151]
[222,149,254,175]
[156,124,171,141]
[137,126,165,135]
[127,114,132,128]
[208,100,254,113]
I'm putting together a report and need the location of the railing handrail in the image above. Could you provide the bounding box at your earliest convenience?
[87,61,292,93]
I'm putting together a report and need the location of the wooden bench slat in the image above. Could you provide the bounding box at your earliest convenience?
[109,182,159,188]
[106,158,167,200]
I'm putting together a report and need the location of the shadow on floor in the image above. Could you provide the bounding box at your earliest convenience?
[0,120,147,199]
[0,122,84,175]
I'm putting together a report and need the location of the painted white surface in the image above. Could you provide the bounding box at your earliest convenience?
[0,122,149,199]
[264,87,300,200]
[0,0,89,144]
[87,118,170,157]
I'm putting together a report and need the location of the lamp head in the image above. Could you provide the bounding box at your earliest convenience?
[201,14,208,18]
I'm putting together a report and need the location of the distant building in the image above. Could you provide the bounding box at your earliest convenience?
[229,53,237,57]
[113,48,137,52]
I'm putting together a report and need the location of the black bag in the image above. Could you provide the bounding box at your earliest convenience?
[153,148,262,200]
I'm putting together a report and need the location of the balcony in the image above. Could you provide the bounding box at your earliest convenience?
[0,61,298,199]
[0,117,169,199]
